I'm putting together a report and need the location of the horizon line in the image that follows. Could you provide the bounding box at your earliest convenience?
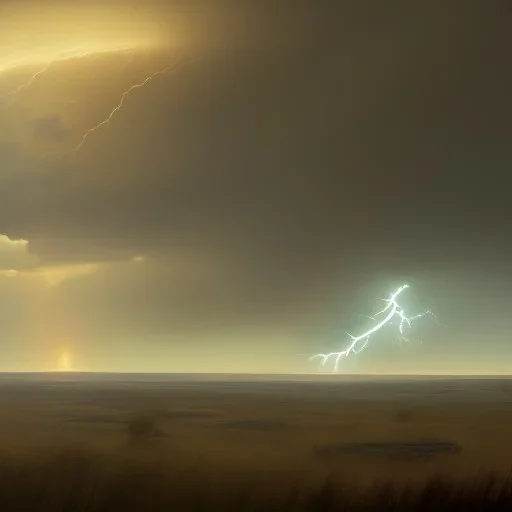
[0,371,510,378]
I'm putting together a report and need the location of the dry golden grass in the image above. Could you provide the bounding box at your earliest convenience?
[0,376,511,488]
[0,437,511,510]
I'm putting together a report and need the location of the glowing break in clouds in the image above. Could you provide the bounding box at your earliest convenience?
[310,284,436,372]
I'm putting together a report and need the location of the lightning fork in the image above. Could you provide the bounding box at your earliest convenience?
[310,284,434,372]
[5,47,85,96]
[71,58,195,155]
[2,47,132,104]
[0,47,83,75]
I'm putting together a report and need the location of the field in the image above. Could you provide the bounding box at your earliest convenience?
[1,375,512,479]
[1,374,512,509]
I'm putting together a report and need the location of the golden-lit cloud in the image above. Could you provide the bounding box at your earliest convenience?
[0,3,169,75]
[0,46,137,78]
[0,234,38,270]
[0,234,109,286]
[0,31,191,161]
[34,263,101,287]
[0,269,19,278]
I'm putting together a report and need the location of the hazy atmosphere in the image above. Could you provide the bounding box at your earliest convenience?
[0,1,511,373]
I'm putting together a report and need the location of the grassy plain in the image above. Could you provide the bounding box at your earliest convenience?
[0,374,512,509]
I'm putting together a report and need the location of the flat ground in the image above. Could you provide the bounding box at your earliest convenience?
[0,374,511,486]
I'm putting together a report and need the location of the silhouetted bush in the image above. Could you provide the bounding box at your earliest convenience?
[127,415,168,445]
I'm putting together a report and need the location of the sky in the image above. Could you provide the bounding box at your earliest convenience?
[0,1,511,374]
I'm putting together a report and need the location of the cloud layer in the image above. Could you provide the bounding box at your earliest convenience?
[0,1,511,372]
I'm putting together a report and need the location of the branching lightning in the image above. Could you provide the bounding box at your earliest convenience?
[71,66,169,154]
[310,284,436,372]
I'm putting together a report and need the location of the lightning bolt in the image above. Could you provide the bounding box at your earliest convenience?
[71,57,197,155]
[71,66,170,154]
[310,284,436,372]
[2,46,132,102]
[4,47,85,96]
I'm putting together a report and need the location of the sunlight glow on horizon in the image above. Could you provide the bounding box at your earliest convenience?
[57,349,73,372]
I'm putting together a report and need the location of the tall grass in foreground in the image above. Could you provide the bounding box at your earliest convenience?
[0,446,510,510]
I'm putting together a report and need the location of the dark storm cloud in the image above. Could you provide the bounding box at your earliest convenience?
[0,1,511,369]
[14,3,508,267]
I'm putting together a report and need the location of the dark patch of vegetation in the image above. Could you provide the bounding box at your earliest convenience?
[127,415,169,444]
[394,409,414,422]
[222,419,290,431]
[159,410,215,420]
[63,414,126,424]
[0,447,510,510]
[314,441,462,460]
